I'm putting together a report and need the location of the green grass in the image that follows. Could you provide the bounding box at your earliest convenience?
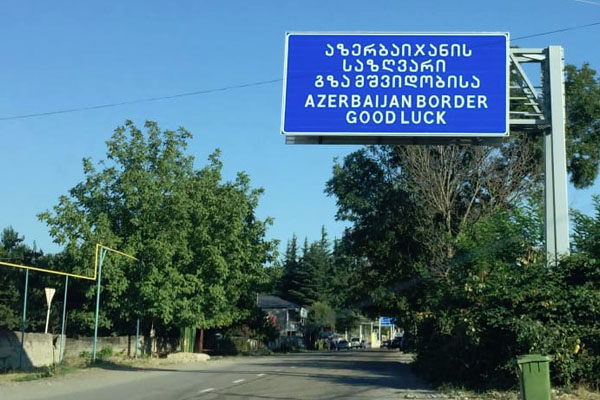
[3,363,82,383]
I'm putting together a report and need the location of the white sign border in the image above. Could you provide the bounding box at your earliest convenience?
[281,31,510,138]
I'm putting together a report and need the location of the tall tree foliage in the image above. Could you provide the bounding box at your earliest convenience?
[0,227,28,330]
[38,121,276,335]
[565,63,600,188]
[277,228,365,345]
[325,147,426,317]
[324,62,600,388]
[572,195,600,257]
[327,60,599,271]
[325,139,537,322]
[283,228,333,307]
[279,234,300,301]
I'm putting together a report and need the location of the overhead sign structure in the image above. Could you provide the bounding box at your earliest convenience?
[281,32,509,140]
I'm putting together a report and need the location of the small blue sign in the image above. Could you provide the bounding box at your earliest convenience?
[281,32,508,137]
[380,317,396,327]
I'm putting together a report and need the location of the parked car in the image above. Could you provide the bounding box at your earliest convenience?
[350,337,363,349]
[336,340,350,350]
[381,339,390,348]
[389,337,404,350]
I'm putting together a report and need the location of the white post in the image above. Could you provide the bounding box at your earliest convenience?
[544,46,570,264]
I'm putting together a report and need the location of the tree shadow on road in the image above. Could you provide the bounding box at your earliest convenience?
[245,350,432,392]
[91,349,437,397]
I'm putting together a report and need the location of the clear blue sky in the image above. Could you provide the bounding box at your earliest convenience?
[1,0,599,256]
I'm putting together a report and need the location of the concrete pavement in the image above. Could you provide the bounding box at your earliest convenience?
[0,349,441,399]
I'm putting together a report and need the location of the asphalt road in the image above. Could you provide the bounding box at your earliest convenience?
[1,349,440,400]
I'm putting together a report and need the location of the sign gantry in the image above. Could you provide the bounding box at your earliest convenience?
[282,32,509,145]
[281,32,569,263]
[510,47,569,262]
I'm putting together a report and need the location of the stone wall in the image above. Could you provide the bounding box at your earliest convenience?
[0,329,182,370]
[61,335,138,358]
[0,329,61,369]
[60,335,180,358]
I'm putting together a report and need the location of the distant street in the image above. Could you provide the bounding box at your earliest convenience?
[1,350,440,400]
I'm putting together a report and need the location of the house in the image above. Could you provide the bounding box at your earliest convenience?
[257,295,307,337]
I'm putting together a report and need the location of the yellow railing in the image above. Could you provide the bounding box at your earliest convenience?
[0,243,138,281]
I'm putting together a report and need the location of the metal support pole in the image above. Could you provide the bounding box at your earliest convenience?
[92,248,106,362]
[135,260,141,359]
[19,269,29,369]
[135,318,140,359]
[59,276,69,363]
[543,46,570,264]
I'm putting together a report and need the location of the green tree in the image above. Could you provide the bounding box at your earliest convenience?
[565,63,600,188]
[335,309,361,335]
[327,238,361,310]
[0,227,67,333]
[308,300,336,330]
[322,61,600,388]
[279,234,300,301]
[0,227,27,330]
[326,60,600,284]
[38,120,276,335]
[285,228,333,306]
[572,194,600,257]
[325,147,432,320]
[413,203,600,389]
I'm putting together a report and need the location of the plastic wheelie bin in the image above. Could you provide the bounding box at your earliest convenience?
[516,354,553,400]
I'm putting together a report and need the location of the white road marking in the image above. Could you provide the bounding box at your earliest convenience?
[198,388,214,393]
[233,379,246,384]
[257,373,266,377]
[290,366,296,368]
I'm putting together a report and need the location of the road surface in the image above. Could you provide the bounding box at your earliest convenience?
[1,349,441,399]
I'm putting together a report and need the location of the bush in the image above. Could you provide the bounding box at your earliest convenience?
[96,346,113,361]
[415,258,600,388]
[413,211,600,389]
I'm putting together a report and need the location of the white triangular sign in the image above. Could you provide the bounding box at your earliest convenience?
[45,288,56,307]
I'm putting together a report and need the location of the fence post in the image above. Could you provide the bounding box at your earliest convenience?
[59,275,69,363]
[92,248,106,362]
[19,269,29,369]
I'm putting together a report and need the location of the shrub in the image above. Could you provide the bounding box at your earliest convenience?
[413,211,600,389]
[96,346,113,361]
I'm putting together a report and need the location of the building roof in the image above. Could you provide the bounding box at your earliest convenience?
[257,295,301,310]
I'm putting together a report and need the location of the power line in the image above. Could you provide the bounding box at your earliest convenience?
[572,0,600,7]
[0,21,599,122]
[0,78,282,122]
[512,21,600,40]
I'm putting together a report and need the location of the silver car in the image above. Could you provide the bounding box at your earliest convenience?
[336,340,350,350]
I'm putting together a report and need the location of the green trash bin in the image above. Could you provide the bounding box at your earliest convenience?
[517,354,553,400]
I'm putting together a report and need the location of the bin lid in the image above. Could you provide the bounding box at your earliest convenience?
[517,354,553,364]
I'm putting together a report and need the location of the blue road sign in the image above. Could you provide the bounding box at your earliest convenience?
[380,317,396,327]
[281,32,509,137]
